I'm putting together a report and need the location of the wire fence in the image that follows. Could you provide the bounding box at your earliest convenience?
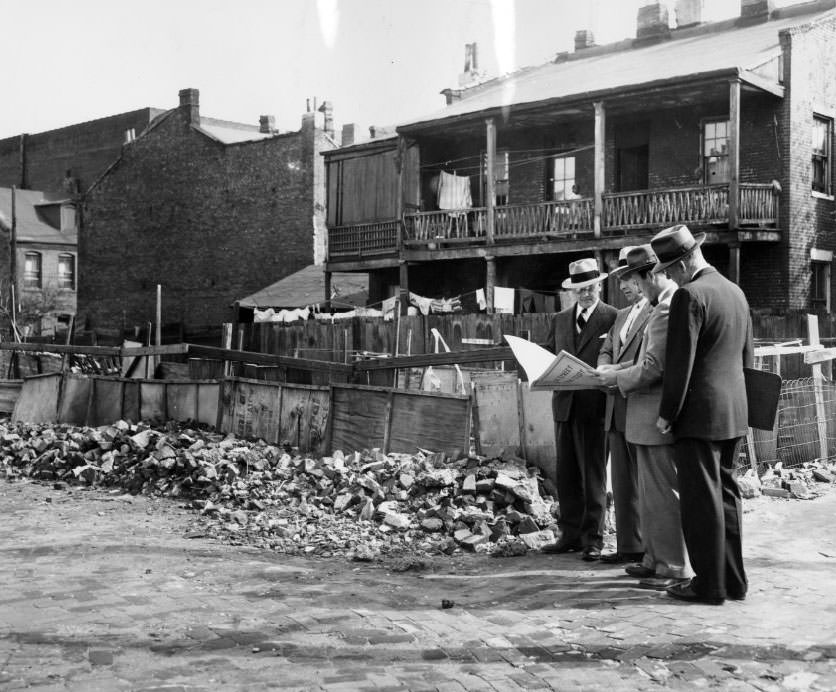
[741,376,836,472]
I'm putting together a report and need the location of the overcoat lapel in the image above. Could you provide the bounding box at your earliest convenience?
[576,304,606,354]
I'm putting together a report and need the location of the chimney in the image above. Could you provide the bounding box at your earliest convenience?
[574,29,595,51]
[178,88,200,126]
[458,42,484,87]
[341,124,355,147]
[259,115,275,134]
[675,0,703,27]
[369,125,378,139]
[318,100,335,139]
[636,3,671,42]
[739,0,774,23]
[441,88,462,105]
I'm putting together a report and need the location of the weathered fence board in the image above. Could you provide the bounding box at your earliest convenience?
[12,374,62,424]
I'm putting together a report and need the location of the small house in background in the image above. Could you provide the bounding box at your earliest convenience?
[80,88,336,332]
[0,188,77,338]
[324,0,836,314]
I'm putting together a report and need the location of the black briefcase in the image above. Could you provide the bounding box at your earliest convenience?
[744,367,782,430]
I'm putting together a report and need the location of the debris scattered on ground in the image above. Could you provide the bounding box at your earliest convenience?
[741,459,836,500]
[0,419,562,559]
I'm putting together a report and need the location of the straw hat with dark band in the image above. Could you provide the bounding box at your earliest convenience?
[561,258,608,289]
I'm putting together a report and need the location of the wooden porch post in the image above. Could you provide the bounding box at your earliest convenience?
[324,270,332,309]
[593,101,605,238]
[485,255,496,312]
[728,78,741,231]
[728,243,741,285]
[396,136,405,254]
[485,117,496,244]
[399,261,409,315]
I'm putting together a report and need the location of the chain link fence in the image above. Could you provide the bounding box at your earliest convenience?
[741,376,836,473]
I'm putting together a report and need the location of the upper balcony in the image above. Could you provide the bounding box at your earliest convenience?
[327,182,779,261]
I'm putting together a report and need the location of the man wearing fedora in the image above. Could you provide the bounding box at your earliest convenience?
[651,225,753,605]
[596,245,692,589]
[597,246,651,565]
[543,258,617,561]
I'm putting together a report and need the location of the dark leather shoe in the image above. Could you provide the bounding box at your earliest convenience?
[542,538,581,554]
[581,546,601,561]
[624,563,656,578]
[600,551,644,564]
[666,580,725,605]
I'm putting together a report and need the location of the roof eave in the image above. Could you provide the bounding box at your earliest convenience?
[397,67,783,134]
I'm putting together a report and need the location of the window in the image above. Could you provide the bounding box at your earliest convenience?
[23,252,42,288]
[483,150,509,205]
[812,115,831,195]
[812,261,830,310]
[552,156,578,200]
[703,120,730,184]
[58,254,76,290]
[60,205,77,231]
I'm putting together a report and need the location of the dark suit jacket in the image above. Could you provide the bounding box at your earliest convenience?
[659,267,754,440]
[547,301,617,423]
[598,300,652,432]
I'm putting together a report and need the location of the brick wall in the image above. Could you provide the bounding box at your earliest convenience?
[0,109,161,193]
[782,16,836,311]
[79,105,332,330]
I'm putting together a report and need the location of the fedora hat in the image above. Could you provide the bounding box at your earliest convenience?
[610,246,637,278]
[561,258,608,289]
[651,224,706,273]
[620,244,657,278]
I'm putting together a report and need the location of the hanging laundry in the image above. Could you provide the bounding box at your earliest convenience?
[408,291,433,316]
[437,171,473,210]
[493,286,515,314]
[476,288,487,310]
[458,290,484,313]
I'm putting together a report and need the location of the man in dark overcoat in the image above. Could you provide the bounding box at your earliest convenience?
[651,225,753,605]
[543,258,617,561]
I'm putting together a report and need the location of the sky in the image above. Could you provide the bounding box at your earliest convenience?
[1,0,808,140]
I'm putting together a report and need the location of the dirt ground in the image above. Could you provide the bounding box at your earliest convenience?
[0,478,835,691]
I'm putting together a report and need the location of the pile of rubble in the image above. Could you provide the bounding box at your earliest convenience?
[0,420,561,559]
[737,459,836,500]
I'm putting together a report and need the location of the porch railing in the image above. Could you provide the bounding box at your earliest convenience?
[328,220,400,257]
[495,199,594,239]
[603,185,730,232]
[403,208,488,241]
[739,183,779,226]
[328,183,779,259]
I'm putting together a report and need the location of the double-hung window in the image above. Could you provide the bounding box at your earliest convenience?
[703,119,730,184]
[812,115,831,195]
[23,252,42,289]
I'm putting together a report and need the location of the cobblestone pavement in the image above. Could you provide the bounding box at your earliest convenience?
[0,480,834,691]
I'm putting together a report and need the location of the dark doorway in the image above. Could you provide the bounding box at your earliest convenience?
[616,145,649,192]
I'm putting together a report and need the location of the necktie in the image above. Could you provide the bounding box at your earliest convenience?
[576,310,587,332]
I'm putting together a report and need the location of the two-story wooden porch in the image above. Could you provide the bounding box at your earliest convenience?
[324,8,792,311]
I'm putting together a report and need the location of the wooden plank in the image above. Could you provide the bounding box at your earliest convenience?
[226,379,282,442]
[140,382,167,424]
[356,346,513,371]
[188,344,353,375]
[470,379,520,458]
[196,382,220,427]
[299,388,330,457]
[519,387,557,487]
[0,343,121,356]
[0,380,23,414]
[808,314,829,461]
[57,375,90,425]
[389,390,471,457]
[88,378,125,426]
[12,373,62,424]
[329,385,389,453]
[123,381,141,422]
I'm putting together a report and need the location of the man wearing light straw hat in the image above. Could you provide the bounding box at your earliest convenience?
[542,258,617,561]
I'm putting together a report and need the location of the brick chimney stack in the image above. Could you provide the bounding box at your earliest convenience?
[259,115,275,134]
[675,0,703,28]
[739,0,774,23]
[636,3,671,42]
[178,88,200,126]
[318,101,335,139]
[341,124,355,147]
[574,29,595,51]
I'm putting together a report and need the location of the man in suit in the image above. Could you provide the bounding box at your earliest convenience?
[597,246,652,564]
[543,258,617,561]
[652,225,753,605]
[596,245,692,589]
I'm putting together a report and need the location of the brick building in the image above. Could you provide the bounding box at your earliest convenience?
[324,0,836,314]
[0,109,164,195]
[80,89,335,330]
[0,188,77,337]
